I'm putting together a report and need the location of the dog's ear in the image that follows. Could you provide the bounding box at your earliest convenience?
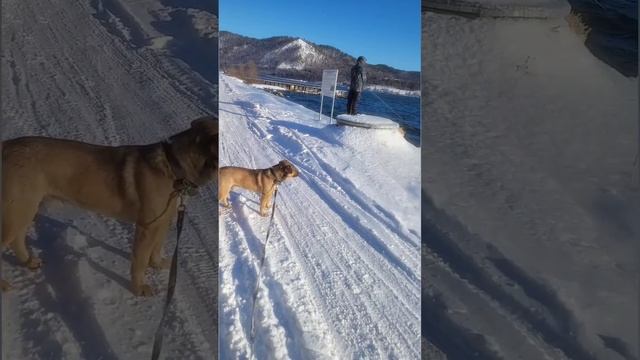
[191,115,218,145]
[190,115,218,183]
[191,115,219,142]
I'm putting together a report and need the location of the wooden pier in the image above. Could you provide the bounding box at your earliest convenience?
[252,75,347,97]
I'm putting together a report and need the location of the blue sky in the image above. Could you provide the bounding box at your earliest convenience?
[220,1,420,72]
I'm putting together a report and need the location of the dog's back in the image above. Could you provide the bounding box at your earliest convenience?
[2,136,143,221]
[219,166,262,193]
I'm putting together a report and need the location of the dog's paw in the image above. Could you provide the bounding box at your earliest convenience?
[132,284,155,297]
[150,257,171,270]
[0,279,12,292]
[25,256,42,270]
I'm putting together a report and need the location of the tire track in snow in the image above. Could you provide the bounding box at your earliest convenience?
[2,0,218,357]
[220,88,340,359]
[233,94,419,284]
[219,97,321,359]
[237,100,419,285]
[268,123,420,251]
[422,192,596,360]
[220,198,293,360]
[275,177,420,358]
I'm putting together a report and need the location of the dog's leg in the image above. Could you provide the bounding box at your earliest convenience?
[3,199,42,271]
[0,279,11,291]
[260,191,273,217]
[1,196,41,291]
[0,243,10,292]
[130,223,162,296]
[149,217,172,270]
[11,237,42,270]
[265,191,272,209]
[149,245,171,270]
[218,184,232,208]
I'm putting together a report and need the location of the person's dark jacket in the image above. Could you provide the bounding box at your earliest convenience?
[350,61,366,92]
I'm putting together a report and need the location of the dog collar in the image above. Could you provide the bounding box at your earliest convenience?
[173,178,198,196]
[162,141,189,182]
[269,168,283,185]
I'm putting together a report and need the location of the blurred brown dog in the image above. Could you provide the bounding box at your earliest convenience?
[1,116,218,296]
[218,160,299,216]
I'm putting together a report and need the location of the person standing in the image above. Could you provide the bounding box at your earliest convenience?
[346,56,367,115]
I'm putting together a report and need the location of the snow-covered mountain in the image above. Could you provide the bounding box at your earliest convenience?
[220,31,420,90]
[263,38,325,70]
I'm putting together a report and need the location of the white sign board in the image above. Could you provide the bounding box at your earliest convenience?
[321,69,338,97]
[319,69,339,123]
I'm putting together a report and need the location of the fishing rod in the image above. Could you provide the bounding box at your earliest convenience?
[368,91,404,120]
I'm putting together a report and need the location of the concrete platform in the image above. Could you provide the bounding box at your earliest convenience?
[335,114,400,129]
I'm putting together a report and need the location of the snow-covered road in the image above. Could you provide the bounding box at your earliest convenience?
[219,75,421,359]
[1,0,218,358]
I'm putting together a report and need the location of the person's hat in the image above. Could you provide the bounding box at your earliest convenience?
[357,56,367,63]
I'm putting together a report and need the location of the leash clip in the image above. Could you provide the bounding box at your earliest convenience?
[177,196,186,212]
[173,179,198,197]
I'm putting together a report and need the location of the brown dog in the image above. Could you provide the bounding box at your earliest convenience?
[218,160,299,216]
[1,116,218,296]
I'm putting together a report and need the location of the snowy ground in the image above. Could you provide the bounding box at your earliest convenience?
[422,9,638,360]
[218,75,421,359]
[1,0,217,359]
